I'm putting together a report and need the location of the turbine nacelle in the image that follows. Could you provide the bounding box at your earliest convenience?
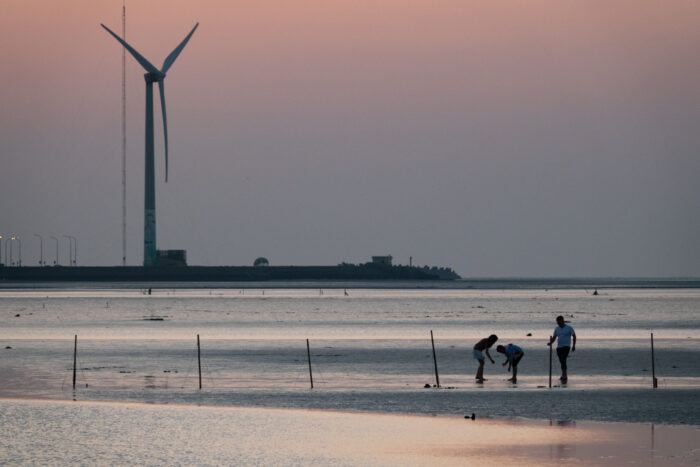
[145,72,166,83]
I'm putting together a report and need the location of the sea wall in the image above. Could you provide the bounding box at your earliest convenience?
[0,264,447,282]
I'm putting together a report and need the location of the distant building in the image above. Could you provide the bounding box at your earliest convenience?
[156,249,187,267]
[371,255,392,266]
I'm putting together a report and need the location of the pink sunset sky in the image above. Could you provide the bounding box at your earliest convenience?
[1,0,699,276]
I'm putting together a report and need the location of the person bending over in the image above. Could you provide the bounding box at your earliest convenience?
[496,343,524,384]
[473,334,498,383]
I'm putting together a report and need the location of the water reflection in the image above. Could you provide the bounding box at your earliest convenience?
[4,400,696,465]
[547,420,577,461]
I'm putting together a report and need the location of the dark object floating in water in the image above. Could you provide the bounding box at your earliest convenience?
[143,316,166,321]
[464,413,476,420]
[424,383,431,388]
[526,333,532,336]
[14,314,20,317]
[593,289,598,295]
[5,346,12,349]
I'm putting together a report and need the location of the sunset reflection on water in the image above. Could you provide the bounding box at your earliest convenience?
[1,399,697,466]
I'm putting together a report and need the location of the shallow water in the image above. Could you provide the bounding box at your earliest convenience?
[1,287,698,424]
[1,399,699,466]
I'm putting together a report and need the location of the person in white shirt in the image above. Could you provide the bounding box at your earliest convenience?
[547,315,576,383]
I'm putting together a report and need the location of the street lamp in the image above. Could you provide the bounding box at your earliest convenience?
[63,235,74,267]
[0,236,3,266]
[50,236,59,266]
[16,236,21,266]
[34,234,44,266]
[9,236,15,266]
[68,236,77,266]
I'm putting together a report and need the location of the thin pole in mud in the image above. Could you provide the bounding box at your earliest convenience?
[651,333,658,389]
[548,336,552,388]
[430,330,440,388]
[197,334,202,390]
[72,335,77,389]
[306,338,314,389]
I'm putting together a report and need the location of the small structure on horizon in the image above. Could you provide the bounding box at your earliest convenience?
[156,249,187,267]
[253,257,269,267]
[371,255,392,266]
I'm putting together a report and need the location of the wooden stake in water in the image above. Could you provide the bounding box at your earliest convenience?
[197,334,202,390]
[651,333,658,389]
[306,338,314,389]
[548,336,553,388]
[72,335,77,389]
[430,330,440,388]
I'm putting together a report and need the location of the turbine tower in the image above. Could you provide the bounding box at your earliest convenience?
[102,22,198,266]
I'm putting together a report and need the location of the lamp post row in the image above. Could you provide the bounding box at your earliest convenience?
[0,234,76,266]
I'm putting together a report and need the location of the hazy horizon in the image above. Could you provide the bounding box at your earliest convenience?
[1,1,699,277]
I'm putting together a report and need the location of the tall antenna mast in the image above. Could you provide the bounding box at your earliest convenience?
[121,0,127,265]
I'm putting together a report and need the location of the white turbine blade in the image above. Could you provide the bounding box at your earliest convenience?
[158,80,169,182]
[101,23,160,75]
[161,23,199,74]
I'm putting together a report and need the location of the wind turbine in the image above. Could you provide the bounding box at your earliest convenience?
[102,22,198,266]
